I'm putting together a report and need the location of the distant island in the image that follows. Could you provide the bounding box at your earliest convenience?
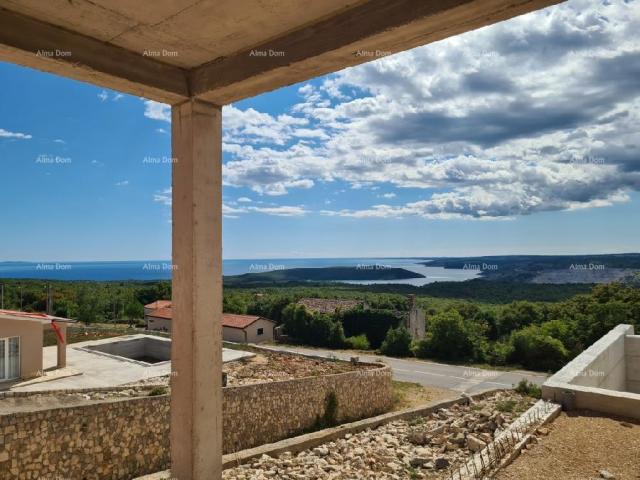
[224,266,425,286]
[423,253,640,284]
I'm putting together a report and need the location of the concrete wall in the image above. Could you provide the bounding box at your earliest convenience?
[0,318,42,380]
[625,335,640,394]
[222,326,245,343]
[543,324,640,419]
[243,318,275,343]
[0,364,392,480]
[85,336,171,364]
[146,316,171,332]
[571,326,626,391]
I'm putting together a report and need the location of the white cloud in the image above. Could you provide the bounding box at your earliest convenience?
[144,100,171,122]
[0,128,32,139]
[113,93,124,101]
[381,193,396,199]
[154,188,172,206]
[218,0,640,219]
[115,180,129,187]
[97,90,108,102]
[53,139,65,144]
[237,197,252,203]
[248,206,307,217]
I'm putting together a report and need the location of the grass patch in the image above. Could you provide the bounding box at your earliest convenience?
[496,399,517,413]
[147,387,168,396]
[515,378,542,399]
[392,381,453,411]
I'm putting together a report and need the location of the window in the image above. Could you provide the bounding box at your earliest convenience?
[0,337,20,381]
[257,328,264,336]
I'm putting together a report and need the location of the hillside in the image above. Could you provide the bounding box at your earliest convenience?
[223,266,425,286]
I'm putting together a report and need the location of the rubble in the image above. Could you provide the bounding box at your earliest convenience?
[223,391,536,479]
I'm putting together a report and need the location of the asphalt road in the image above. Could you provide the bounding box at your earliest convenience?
[264,345,549,394]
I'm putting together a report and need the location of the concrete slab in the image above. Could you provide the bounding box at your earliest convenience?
[11,335,253,392]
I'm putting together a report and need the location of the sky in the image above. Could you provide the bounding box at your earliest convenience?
[0,0,639,261]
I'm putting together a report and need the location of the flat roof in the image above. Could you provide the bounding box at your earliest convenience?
[0,0,561,105]
[0,309,75,325]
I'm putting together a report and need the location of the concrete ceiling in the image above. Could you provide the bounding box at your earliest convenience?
[0,0,562,105]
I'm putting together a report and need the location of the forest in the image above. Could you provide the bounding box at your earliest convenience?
[0,278,638,372]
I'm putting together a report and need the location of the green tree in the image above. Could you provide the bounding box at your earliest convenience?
[416,310,475,361]
[498,301,543,336]
[509,325,568,371]
[380,325,412,357]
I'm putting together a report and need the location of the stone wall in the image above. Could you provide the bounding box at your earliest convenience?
[0,364,392,480]
[223,365,392,453]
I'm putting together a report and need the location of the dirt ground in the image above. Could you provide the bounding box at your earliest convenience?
[391,380,456,410]
[496,410,640,480]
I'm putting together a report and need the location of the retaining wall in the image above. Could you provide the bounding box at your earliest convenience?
[626,335,640,393]
[542,324,640,419]
[0,364,392,480]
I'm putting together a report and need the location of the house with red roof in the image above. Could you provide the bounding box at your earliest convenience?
[144,301,275,343]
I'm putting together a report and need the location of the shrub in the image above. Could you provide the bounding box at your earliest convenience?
[515,379,542,399]
[509,326,568,371]
[148,387,168,396]
[380,326,412,357]
[484,341,514,366]
[315,391,339,429]
[340,307,400,348]
[417,310,475,361]
[345,334,371,350]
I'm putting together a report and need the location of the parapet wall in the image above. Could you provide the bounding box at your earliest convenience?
[0,363,392,480]
[626,335,640,393]
[542,324,640,419]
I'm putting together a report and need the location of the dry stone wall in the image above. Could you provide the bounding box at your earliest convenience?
[0,364,392,480]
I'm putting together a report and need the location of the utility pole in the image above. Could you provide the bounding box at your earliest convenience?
[46,284,53,315]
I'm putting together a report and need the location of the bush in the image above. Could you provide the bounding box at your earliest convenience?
[148,387,168,396]
[281,303,346,348]
[509,326,568,371]
[515,379,542,399]
[416,310,476,361]
[484,341,514,366]
[340,307,400,348]
[380,326,412,357]
[345,334,371,350]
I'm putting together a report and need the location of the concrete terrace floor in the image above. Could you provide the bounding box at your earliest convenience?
[11,335,253,392]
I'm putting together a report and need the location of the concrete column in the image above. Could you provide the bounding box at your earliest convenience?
[56,324,67,368]
[170,99,223,480]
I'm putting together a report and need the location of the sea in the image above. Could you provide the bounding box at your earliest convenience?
[0,258,479,286]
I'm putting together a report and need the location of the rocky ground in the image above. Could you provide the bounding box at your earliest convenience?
[131,348,372,389]
[223,391,536,480]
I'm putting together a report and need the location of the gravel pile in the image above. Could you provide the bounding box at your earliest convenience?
[223,391,535,480]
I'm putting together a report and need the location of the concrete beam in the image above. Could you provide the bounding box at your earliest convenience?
[171,100,223,479]
[192,0,562,104]
[0,7,189,104]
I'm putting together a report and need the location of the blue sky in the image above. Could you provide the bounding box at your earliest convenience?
[0,0,639,261]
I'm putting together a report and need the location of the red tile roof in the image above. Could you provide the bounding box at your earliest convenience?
[147,306,173,320]
[222,314,262,329]
[144,302,272,329]
[145,300,172,309]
